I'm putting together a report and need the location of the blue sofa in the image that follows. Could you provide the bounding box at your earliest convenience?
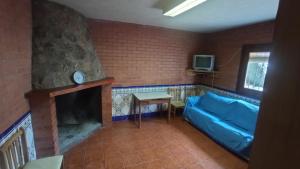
[183,92,259,159]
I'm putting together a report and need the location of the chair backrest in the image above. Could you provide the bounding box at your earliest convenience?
[168,87,183,102]
[0,129,28,169]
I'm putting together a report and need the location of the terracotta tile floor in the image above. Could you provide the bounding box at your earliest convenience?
[63,117,248,169]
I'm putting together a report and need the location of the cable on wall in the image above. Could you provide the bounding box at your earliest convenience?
[210,48,241,88]
[217,48,242,68]
[211,71,215,88]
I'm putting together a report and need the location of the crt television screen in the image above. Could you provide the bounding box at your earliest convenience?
[195,57,212,68]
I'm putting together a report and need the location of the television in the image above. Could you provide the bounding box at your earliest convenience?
[193,55,215,72]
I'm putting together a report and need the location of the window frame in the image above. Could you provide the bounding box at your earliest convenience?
[237,44,272,99]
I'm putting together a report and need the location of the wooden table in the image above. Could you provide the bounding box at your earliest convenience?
[133,92,172,128]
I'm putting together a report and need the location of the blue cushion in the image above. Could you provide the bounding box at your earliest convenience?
[183,96,201,118]
[185,96,202,107]
[183,106,253,154]
[199,92,235,119]
[225,100,259,134]
[184,106,220,133]
[209,120,254,152]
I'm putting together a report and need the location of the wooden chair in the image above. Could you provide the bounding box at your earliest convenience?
[168,88,185,118]
[0,129,63,169]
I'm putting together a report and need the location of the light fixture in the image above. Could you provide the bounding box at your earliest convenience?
[163,0,207,17]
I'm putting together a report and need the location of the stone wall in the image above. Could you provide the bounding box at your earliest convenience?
[32,0,105,89]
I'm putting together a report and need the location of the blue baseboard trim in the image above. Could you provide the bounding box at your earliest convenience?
[112,112,160,121]
[0,111,31,142]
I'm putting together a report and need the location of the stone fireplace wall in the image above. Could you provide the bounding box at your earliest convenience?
[32,0,106,89]
[28,0,113,157]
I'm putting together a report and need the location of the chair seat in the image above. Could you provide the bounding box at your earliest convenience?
[171,101,185,108]
[23,155,63,169]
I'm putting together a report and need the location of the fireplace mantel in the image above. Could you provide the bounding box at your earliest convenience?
[26,77,114,98]
[26,77,114,157]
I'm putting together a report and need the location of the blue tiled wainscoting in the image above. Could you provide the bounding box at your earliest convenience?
[0,112,36,161]
[112,84,260,121]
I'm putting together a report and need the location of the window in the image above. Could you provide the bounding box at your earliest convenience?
[237,44,272,99]
[244,52,270,91]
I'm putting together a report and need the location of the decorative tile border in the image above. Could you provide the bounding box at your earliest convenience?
[0,112,36,161]
[112,112,159,121]
[198,85,260,105]
[112,84,260,120]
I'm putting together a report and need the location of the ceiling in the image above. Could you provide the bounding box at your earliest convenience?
[50,0,280,33]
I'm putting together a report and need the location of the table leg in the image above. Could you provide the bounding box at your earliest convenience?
[168,99,171,122]
[171,105,173,118]
[139,101,142,128]
[158,104,162,117]
[133,97,136,122]
[174,107,176,119]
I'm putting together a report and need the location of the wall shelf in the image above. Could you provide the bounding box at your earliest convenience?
[186,69,219,77]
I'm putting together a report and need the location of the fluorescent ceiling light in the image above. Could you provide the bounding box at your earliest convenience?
[164,0,207,17]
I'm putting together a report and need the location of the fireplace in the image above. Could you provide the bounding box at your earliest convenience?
[56,87,101,152]
[26,78,113,158]
[28,0,113,158]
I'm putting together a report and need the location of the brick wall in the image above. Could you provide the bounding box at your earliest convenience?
[0,0,32,133]
[201,21,275,91]
[89,20,204,87]
[89,20,274,90]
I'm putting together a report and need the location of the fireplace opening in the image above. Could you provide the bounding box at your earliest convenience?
[55,87,102,152]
